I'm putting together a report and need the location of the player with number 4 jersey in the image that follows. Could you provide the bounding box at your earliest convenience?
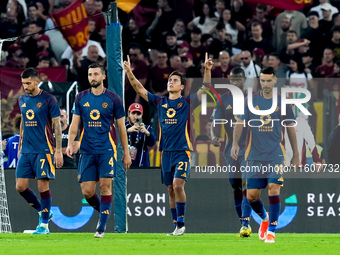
[66,63,131,238]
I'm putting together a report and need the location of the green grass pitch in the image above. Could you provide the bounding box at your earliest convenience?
[1,233,340,255]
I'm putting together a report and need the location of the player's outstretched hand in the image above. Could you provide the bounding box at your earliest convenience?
[231,145,239,160]
[123,55,131,73]
[123,153,132,171]
[290,154,299,169]
[54,151,63,169]
[204,52,213,70]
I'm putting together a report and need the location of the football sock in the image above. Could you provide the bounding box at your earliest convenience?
[19,188,41,211]
[40,190,51,224]
[170,208,177,228]
[268,195,281,233]
[98,195,112,232]
[234,197,243,223]
[86,193,100,212]
[176,202,186,228]
[249,199,268,220]
[241,191,252,227]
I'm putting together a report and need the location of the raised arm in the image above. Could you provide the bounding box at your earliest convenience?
[52,116,63,168]
[123,55,149,102]
[66,114,81,158]
[116,117,132,171]
[197,52,213,101]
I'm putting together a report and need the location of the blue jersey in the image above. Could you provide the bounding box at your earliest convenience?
[211,91,247,157]
[4,134,19,168]
[237,92,295,162]
[148,92,199,152]
[73,89,125,155]
[19,91,60,154]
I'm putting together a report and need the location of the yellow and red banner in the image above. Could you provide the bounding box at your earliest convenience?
[50,0,89,51]
[244,0,312,10]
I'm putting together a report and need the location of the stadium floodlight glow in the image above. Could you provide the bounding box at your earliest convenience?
[201,85,312,116]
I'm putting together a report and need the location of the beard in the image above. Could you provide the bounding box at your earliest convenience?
[90,80,102,88]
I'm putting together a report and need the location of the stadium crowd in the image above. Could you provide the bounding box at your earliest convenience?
[1,0,340,167]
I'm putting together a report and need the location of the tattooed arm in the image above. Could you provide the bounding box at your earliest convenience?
[66,114,81,158]
[123,56,149,102]
[52,116,63,168]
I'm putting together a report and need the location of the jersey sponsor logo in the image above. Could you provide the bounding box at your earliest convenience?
[102,102,108,109]
[177,102,183,108]
[41,171,46,176]
[83,102,90,107]
[162,104,168,108]
[260,114,271,125]
[226,104,232,110]
[36,102,42,108]
[102,210,110,214]
[252,194,298,229]
[166,108,176,118]
[21,103,26,107]
[26,109,35,120]
[90,109,100,120]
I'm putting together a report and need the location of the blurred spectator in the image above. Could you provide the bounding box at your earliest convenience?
[301,11,324,64]
[73,45,101,91]
[0,6,21,46]
[247,4,272,40]
[36,55,51,68]
[273,11,307,49]
[214,0,226,18]
[5,44,22,68]
[273,17,291,53]
[208,23,232,59]
[202,34,213,50]
[230,0,252,27]
[324,26,340,62]
[85,0,106,36]
[122,17,147,55]
[182,52,201,78]
[19,52,29,68]
[146,0,178,47]
[177,41,190,57]
[3,115,21,168]
[316,47,334,77]
[55,108,79,168]
[36,34,58,66]
[187,2,218,34]
[325,59,340,91]
[172,18,188,41]
[7,0,26,26]
[125,45,149,109]
[239,50,260,90]
[20,21,43,67]
[302,50,317,77]
[211,8,245,46]
[148,50,174,96]
[61,39,106,71]
[89,18,103,45]
[188,27,205,66]
[310,0,338,20]
[212,50,234,78]
[125,103,156,167]
[252,47,265,67]
[162,31,179,59]
[170,54,184,72]
[241,22,274,54]
[94,0,107,21]
[27,1,45,28]
[267,52,288,90]
[319,3,333,39]
[196,119,213,141]
[280,30,299,64]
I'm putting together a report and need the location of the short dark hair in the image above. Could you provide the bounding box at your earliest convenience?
[230,67,245,77]
[332,26,340,34]
[13,114,22,130]
[27,2,38,9]
[169,71,187,86]
[287,30,297,36]
[216,22,226,31]
[191,26,202,34]
[268,52,280,59]
[260,66,276,76]
[21,67,39,79]
[256,4,267,12]
[88,63,105,74]
[251,21,262,28]
[307,11,319,18]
